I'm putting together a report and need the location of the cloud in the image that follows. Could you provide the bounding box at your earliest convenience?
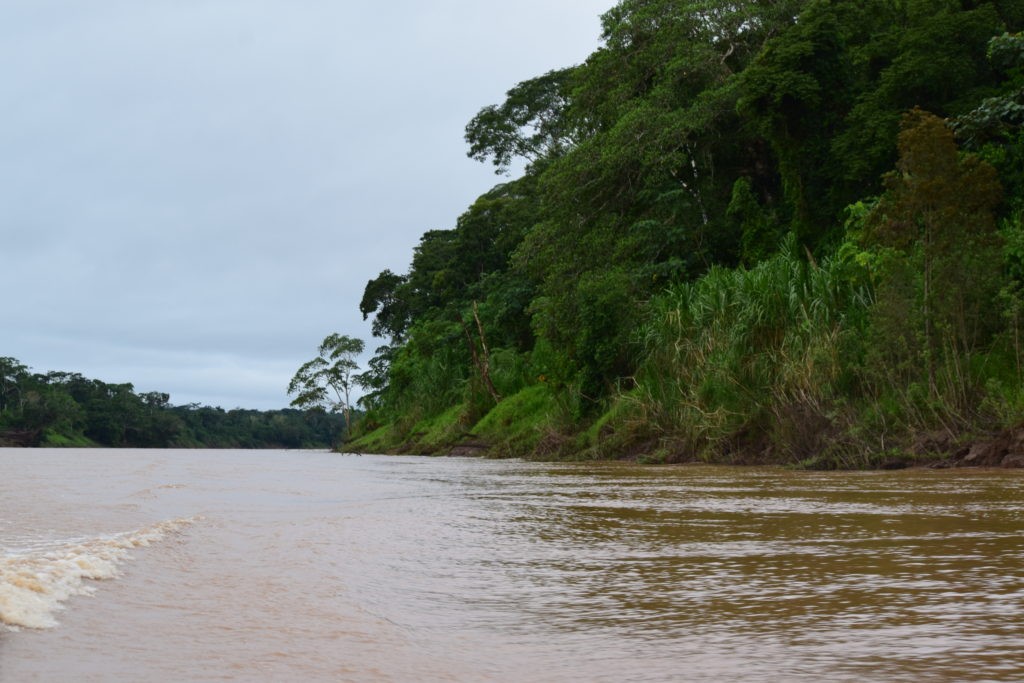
[0,0,610,409]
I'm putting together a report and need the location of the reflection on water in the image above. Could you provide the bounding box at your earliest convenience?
[1,449,1021,682]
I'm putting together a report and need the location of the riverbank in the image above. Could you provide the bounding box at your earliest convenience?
[349,431,1024,469]
[347,395,1024,470]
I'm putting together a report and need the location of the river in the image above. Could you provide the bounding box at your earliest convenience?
[1,449,1022,682]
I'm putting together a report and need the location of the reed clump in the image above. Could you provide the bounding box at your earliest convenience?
[599,228,1024,468]
[617,238,858,465]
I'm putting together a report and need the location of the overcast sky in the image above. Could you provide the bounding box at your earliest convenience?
[1,1,611,410]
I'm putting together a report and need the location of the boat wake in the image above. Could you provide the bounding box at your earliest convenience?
[0,517,198,630]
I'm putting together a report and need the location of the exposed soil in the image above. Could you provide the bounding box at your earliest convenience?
[951,426,1024,468]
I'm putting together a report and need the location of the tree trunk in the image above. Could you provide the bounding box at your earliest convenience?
[458,305,501,404]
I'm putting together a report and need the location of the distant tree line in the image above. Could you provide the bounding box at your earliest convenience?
[0,356,345,449]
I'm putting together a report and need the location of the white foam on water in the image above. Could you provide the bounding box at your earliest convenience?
[0,517,198,630]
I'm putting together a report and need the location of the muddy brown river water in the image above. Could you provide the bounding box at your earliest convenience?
[1,448,1022,682]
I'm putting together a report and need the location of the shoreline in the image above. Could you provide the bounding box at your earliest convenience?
[346,424,1024,470]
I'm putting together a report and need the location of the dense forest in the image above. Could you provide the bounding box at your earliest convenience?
[349,0,1024,468]
[0,356,345,449]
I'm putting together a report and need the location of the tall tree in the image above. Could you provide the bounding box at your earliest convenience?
[0,357,28,415]
[287,334,365,441]
[864,109,1003,395]
[465,68,578,175]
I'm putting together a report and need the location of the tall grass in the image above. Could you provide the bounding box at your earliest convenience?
[627,237,868,464]
[612,226,1024,467]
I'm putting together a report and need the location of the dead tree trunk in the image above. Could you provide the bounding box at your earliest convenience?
[458,303,501,404]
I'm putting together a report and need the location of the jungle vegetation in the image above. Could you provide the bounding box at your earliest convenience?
[0,356,346,449]
[350,0,1024,467]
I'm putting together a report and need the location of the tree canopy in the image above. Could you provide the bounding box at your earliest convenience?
[347,2,1024,465]
[287,333,365,441]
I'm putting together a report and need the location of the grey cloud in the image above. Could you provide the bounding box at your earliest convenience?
[1,0,610,409]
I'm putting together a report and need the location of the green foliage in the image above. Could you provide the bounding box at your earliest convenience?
[999,211,1024,376]
[953,32,1024,148]
[384,319,469,419]
[356,177,544,429]
[353,344,395,413]
[359,270,410,341]
[0,356,343,449]
[860,110,1004,406]
[355,0,1024,466]
[622,237,865,464]
[470,385,565,459]
[465,68,577,174]
[526,266,640,407]
[403,404,469,455]
[0,357,28,415]
[824,114,1024,463]
[738,0,852,243]
[41,430,97,448]
[346,422,401,454]
[728,177,783,264]
[288,333,365,440]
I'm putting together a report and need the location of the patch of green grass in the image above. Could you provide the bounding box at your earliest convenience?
[348,404,473,455]
[41,430,96,447]
[408,403,469,453]
[346,423,402,454]
[471,385,564,458]
[347,407,407,450]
